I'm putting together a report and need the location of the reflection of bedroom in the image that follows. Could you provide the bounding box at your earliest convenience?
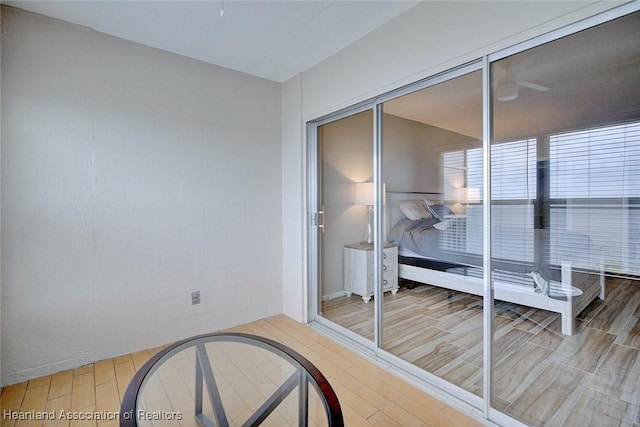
[319,109,481,302]
[320,6,638,365]
[320,95,619,324]
[319,83,638,424]
[320,47,639,319]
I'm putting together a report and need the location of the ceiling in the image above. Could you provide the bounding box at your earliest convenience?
[385,10,640,142]
[3,0,418,83]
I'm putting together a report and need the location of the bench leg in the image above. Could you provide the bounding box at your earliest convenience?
[561,262,575,336]
[561,310,575,335]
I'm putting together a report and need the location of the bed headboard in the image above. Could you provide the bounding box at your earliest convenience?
[386,191,442,229]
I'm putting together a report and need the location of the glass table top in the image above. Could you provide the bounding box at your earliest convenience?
[120,333,343,427]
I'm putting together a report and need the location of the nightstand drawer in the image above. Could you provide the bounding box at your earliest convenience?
[382,270,395,290]
[368,260,395,275]
[383,249,395,272]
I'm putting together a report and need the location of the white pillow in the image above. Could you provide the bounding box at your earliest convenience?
[398,200,432,220]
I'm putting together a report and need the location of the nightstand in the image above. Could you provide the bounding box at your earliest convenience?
[343,243,399,303]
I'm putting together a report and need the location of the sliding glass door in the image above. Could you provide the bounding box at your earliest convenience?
[490,11,640,425]
[313,109,376,343]
[308,6,640,426]
[380,69,485,397]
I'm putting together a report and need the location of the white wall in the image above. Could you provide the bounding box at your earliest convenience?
[1,7,282,386]
[301,1,625,121]
[281,74,304,321]
[383,114,478,194]
[281,1,625,321]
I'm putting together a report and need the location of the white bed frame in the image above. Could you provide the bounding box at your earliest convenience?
[400,262,604,335]
[387,191,605,335]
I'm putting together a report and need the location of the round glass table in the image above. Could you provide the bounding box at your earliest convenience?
[120,332,343,427]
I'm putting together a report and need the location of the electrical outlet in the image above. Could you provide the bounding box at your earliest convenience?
[191,291,200,305]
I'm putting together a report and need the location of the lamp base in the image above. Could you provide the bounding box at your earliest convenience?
[361,206,373,244]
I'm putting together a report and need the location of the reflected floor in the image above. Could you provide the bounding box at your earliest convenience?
[322,277,640,427]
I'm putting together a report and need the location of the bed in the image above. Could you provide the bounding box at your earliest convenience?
[386,191,605,335]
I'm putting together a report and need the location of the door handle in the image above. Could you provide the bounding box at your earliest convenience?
[314,206,325,234]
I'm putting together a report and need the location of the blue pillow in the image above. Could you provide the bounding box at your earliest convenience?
[426,203,452,220]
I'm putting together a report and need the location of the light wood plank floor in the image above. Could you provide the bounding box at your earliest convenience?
[0,315,485,427]
[323,276,640,427]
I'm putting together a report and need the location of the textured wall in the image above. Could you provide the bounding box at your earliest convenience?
[1,7,282,385]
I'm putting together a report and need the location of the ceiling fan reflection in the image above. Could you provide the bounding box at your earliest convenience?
[496,80,550,101]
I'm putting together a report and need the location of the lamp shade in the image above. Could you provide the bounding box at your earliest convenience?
[466,187,481,203]
[354,182,374,206]
[447,187,466,202]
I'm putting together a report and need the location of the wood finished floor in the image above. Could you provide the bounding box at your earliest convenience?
[0,315,484,427]
[322,276,640,427]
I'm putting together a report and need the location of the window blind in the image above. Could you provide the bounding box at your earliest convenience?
[442,126,639,274]
[465,140,536,200]
[549,122,640,275]
[443,139,537,262]
[443,150,465,202]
